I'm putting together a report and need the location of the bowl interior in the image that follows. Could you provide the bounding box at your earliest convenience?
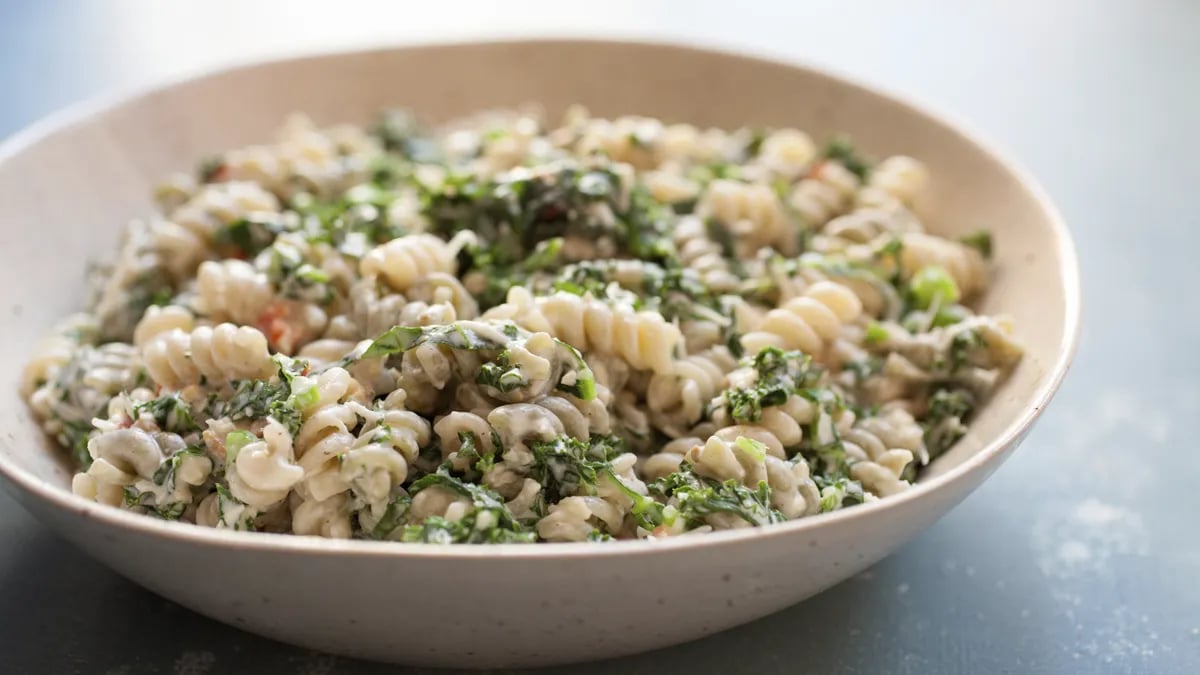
[0,39,1075,511]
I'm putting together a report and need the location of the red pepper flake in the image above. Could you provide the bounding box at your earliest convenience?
[256,301,304,353]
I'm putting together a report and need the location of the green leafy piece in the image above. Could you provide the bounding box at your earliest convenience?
[744,128,766,158]
[724,324,745,360]
[61,420,95,469]
[816,476,865,512]
[790,388,854,480]
[122,446,210,521]
[524,237,564,270]
[153,446,209,493]
[864,322,890,345]
[288,381,320,411]
[640,265,720,322]
[528,435,626,503]
[923,387,977,458]
[552,263,616,300]
[959,230,993,259]
[424,163,634,263]
[842,356,883,386]
[290,186,406,259]
[929,387,975,420]
[362,322,506,359]
[464,237,564,310]
[649,465,784,529]
[454,431,498,475]
[476,351,529,394]
[734,436,768,462]
[208,377,301,437]
[399,516,537,544]
[687,162,742,186]
[552,339,596,402]
[875,236,904,263]
[224,430,257,463]
[621,186,677,265]
[910,265,961,311]
[930,304,971,329]
[121,486,187,520]
[373,108,441,163]
[215,483,256,531]
[259,242,335,305]
[724,348,823,423]
[552,259,725,332]
[703,215,739,263]
[365,490,413,540]
[945,328,984,373]
[822,136,872,181]
[422,159,678,306]
[149,287,174,307]
[406,467,535,544]
[122,486,146,509]
[212,213,288,258]
[100,267,176,342]
[133,393,201,433]
[408,468,520,525]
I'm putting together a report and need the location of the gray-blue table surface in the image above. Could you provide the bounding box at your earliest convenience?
[1,1,1196,673]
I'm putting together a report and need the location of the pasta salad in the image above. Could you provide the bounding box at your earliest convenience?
[20,107,1021,543]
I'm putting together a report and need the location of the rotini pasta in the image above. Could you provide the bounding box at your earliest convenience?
[24,108,1020,543]
[142,323,275,389]
[360,233,463,294]
[788,160,861,228]
[193,259,274,326]
[699,179,797,257]
[740,280,864,357]
[484,287,682,374]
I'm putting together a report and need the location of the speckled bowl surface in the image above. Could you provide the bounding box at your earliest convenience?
[0,39,1079,668]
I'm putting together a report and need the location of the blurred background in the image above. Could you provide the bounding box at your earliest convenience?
[1,1,1197,674]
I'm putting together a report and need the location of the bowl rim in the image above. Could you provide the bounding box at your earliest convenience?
[0,36,1081,560]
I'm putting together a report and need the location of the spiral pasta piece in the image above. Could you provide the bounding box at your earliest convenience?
[856,155,928,212]
[434,411,498,472]
[536,496,624,542]
[484,287,682,374]
[220,113,379,199]
[755,128,818,180]
[342,406,432,528]
[132,305,196,349]
[194,259,274,325]
[699,179,797,257]
[407,272,480,320]
[227,418,304,509]
[899,232,988,298]
[819,207,924,246]
[360,233,460,294]
[740,281,863,358]
[169,181,281,241]
[672,215,740,293]
[142,323,275,389]
[788,160,860,228]
[684,426,820,522]
[20,313,97,398]
[646,347,738,436]
[568,113,664,170]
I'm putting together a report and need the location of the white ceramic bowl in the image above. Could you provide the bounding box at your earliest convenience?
[0,39,1079,668]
